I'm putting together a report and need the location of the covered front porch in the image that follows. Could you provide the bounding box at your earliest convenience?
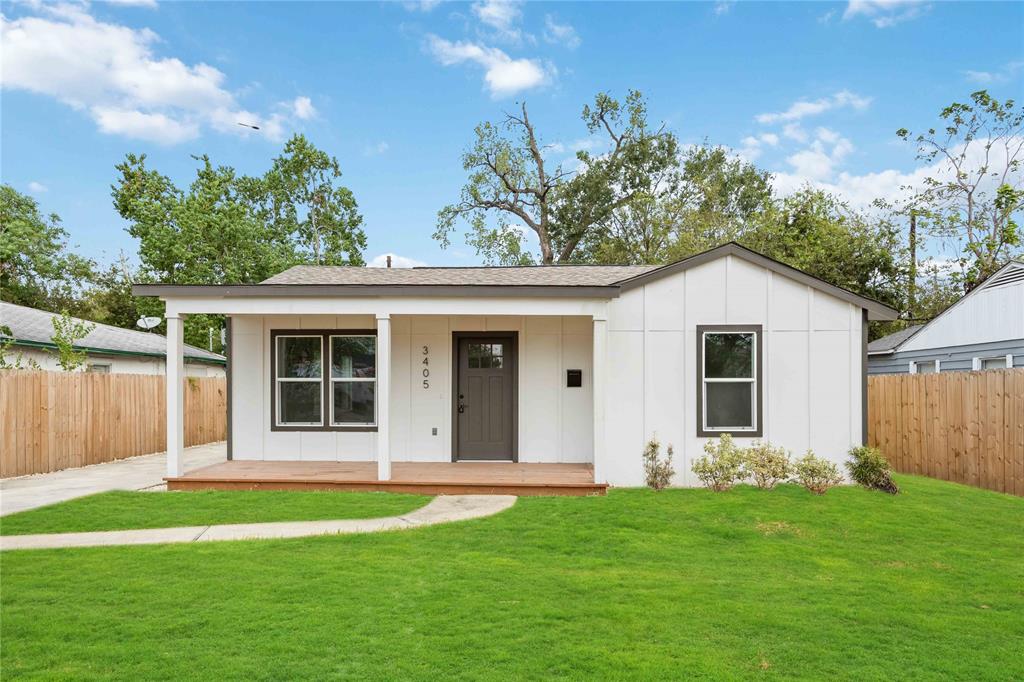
[156,292,611,493]
[167,460,605,496]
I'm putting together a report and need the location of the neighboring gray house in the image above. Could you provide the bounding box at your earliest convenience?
[0,301,225,376]
[868,259,1024,375]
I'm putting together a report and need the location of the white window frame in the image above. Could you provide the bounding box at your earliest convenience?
[86,362,111,374]
[973,355,1012,371]
[909,359,939,374]
[275,334,324,427]
[699,327,760,436]
[329,334,377,427]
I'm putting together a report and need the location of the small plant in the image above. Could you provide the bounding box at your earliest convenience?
[642,435,675,491]
[0,325,41,370]
[692,434,745,491]
[50,310,95,372]
[743,442,792,490]
[846,446,899,494]
[793,451,842,495]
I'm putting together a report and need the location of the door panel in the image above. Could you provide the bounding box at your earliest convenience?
[456,335,515,460]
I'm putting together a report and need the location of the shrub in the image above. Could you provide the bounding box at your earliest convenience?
[743,442,792,490]
[846,446,899,494]
[793,451,842,495]
[692,434,745,491]
[642,436,676,491]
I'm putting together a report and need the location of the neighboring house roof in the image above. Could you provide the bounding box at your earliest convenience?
[0,301,225,364]
[867,324,923,355]
[133,242,900,320]
[866,258,1024,356]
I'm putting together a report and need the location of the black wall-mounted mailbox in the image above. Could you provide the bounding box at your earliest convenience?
[566,369,583,388]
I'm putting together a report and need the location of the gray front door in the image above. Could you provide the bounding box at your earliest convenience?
[454,334,516,461]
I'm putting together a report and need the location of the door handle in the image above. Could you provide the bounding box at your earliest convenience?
[458,394,465,413]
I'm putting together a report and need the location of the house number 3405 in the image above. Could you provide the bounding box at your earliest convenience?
[421,345,430,389]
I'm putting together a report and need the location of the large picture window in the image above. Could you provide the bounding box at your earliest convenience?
[697,325,762,437]
[271,330,377,431]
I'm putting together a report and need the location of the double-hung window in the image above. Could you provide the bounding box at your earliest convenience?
[275,335,324,427]
[698,325,762,437]
[272,330,377,430]
[330,335,376,426]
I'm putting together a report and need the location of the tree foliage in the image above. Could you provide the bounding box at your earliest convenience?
[0,184,94,313]
[436,90,679,264]
[50,310,95,371]
[112,134,365,349]
[897,90,1023,287]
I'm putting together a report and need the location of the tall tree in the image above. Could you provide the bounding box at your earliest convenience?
[897,90,1023,288]
[261,134,366,265]
[0,184,94,312]
[435,90,679,264]
[112,134,366,349]
[742,188,904,309]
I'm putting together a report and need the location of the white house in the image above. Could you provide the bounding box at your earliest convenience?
[0,301,225,376]
[868,259,1024,375]
[136,242,897,491]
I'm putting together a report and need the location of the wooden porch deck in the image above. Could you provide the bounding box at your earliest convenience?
[166,461,605,496]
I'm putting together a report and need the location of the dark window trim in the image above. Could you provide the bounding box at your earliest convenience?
[270,329,378,432]
[696,324,763,438]
[450,331,519,463]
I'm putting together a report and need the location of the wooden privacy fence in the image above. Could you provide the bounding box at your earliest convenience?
[868,369,1024,496]
[0,370,226,478]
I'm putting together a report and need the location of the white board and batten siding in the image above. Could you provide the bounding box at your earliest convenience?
[603,254,864,486]
[230,314,593,464]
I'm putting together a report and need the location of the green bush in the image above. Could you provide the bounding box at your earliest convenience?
[642,435,676,491]
[743,442,792,490]
[692,434,745,491]
[793,451,842,495]
[846,446,899,494]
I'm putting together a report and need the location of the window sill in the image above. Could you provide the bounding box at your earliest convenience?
[697,428,763,438]
[270,425,378,433]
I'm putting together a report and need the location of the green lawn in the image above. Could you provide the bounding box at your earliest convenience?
[2,476,1022,680]
[0,490,429,535]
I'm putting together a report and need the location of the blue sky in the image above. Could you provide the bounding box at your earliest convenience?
[2,0,1022,269]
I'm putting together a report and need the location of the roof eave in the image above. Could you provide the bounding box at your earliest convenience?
[132,284,623,299]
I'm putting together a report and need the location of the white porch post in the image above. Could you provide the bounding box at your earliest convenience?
[166,313,185,478]
[376,313,391,481]
[592,315,608,484]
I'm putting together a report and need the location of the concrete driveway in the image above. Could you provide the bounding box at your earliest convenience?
[0,442,226,516]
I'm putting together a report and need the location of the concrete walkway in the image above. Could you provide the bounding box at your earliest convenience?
[0,494,516,551]
[0,443,227,516]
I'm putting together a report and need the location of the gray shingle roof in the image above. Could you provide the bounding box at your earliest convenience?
[0,301,225,364]
[262,264,659,287]
[867,324,923,354]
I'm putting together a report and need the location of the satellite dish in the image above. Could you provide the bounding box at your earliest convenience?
[137,316,162,330]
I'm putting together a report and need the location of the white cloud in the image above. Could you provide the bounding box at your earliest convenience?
[368,253,428,268]
[27,181,48,193]
[542,15,580,49]
[783,127,855,182]
[756,90,872,124]
[425,34,551,97]
[713,1,735,16]
[363,141,390,156]
[843,1,931,28]
[772,134,1023,209]
[291,96,316,120]
[737,133,781,161]
[963,61,1024,85]
[104,0,159,7]
[402,0,443,11]
[782,123,808,143]
[0,4,314,144]
[472,0,523,42]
